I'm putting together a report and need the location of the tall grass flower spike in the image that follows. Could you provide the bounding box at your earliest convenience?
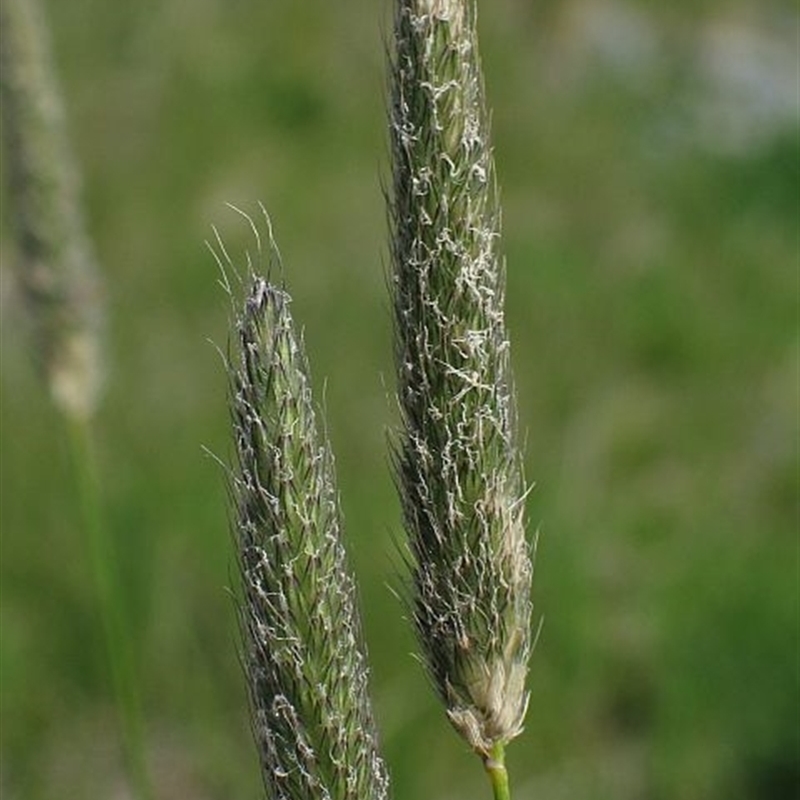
[388,0,534,794]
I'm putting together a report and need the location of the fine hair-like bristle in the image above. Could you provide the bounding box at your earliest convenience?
[218,221,390,800]
[388,0,534,757]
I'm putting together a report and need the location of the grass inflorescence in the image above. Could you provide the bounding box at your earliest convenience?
[388,0,535,781]
[1,2,151,797]
[0,0,104,420]
[216,218,390,800]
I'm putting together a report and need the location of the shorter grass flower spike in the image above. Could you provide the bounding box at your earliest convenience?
[217,218,390,800]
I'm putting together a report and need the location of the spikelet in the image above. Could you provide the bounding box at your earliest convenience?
[388,0,534,757]
[0,0,104,420]
[217,219,390,800]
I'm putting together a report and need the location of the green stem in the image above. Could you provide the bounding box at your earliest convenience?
[65,417,153,800]
[484,742,511,800]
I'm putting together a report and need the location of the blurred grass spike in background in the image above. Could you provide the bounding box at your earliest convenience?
[388,0,534,794]
[0,1,154,798]
[0,0,104,420]
[216,212,391,800]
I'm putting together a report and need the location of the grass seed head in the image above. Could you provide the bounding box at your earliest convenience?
[0,0,104,420]
[389,0,534,756]
[220,223,390,799]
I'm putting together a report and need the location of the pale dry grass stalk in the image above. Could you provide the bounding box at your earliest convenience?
[215,217,390,800]
[0,0,103,420]
[388,0,534,789]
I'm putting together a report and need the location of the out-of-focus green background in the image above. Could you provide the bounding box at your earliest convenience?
[1,0,797,798]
